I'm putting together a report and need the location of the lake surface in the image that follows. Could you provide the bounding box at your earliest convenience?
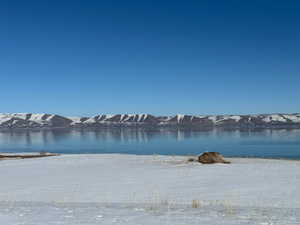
[0,128,300,159]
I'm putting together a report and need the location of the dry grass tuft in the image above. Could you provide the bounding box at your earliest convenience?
[192,199,201,208]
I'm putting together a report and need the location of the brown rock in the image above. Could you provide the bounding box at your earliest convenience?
[198,152,230,164]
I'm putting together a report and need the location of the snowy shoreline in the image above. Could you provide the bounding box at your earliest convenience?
[0,154,300,224]
[1,152,300,161]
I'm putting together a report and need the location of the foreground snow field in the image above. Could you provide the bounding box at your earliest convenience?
[0,154,299,224]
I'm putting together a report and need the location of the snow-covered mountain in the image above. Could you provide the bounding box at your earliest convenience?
[0,113,300,129]
[0,113,72,128]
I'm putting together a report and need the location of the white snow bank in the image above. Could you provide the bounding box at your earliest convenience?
[0,154,299,208]
[0,154,299,224]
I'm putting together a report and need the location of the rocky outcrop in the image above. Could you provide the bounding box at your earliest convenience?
[0,113,300,129]
[198,152,230,164]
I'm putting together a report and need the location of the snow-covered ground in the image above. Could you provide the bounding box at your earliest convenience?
[0,154,300,224]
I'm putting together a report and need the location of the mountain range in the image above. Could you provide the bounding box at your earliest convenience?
[0,113,300,129]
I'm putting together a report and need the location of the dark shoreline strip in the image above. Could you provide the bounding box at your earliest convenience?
[0,153,59,160]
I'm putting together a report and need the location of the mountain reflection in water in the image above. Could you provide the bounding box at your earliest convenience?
[0,128,300,159]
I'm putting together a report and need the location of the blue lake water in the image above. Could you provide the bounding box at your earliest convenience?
[0,128,300,159]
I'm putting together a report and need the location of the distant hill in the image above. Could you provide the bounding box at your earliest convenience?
[1,113,300,129]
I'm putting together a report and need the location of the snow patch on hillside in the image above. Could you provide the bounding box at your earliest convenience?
[262,114,287,123]
[0,113,300,128]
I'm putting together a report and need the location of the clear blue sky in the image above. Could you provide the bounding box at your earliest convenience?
[1,0,299,116]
